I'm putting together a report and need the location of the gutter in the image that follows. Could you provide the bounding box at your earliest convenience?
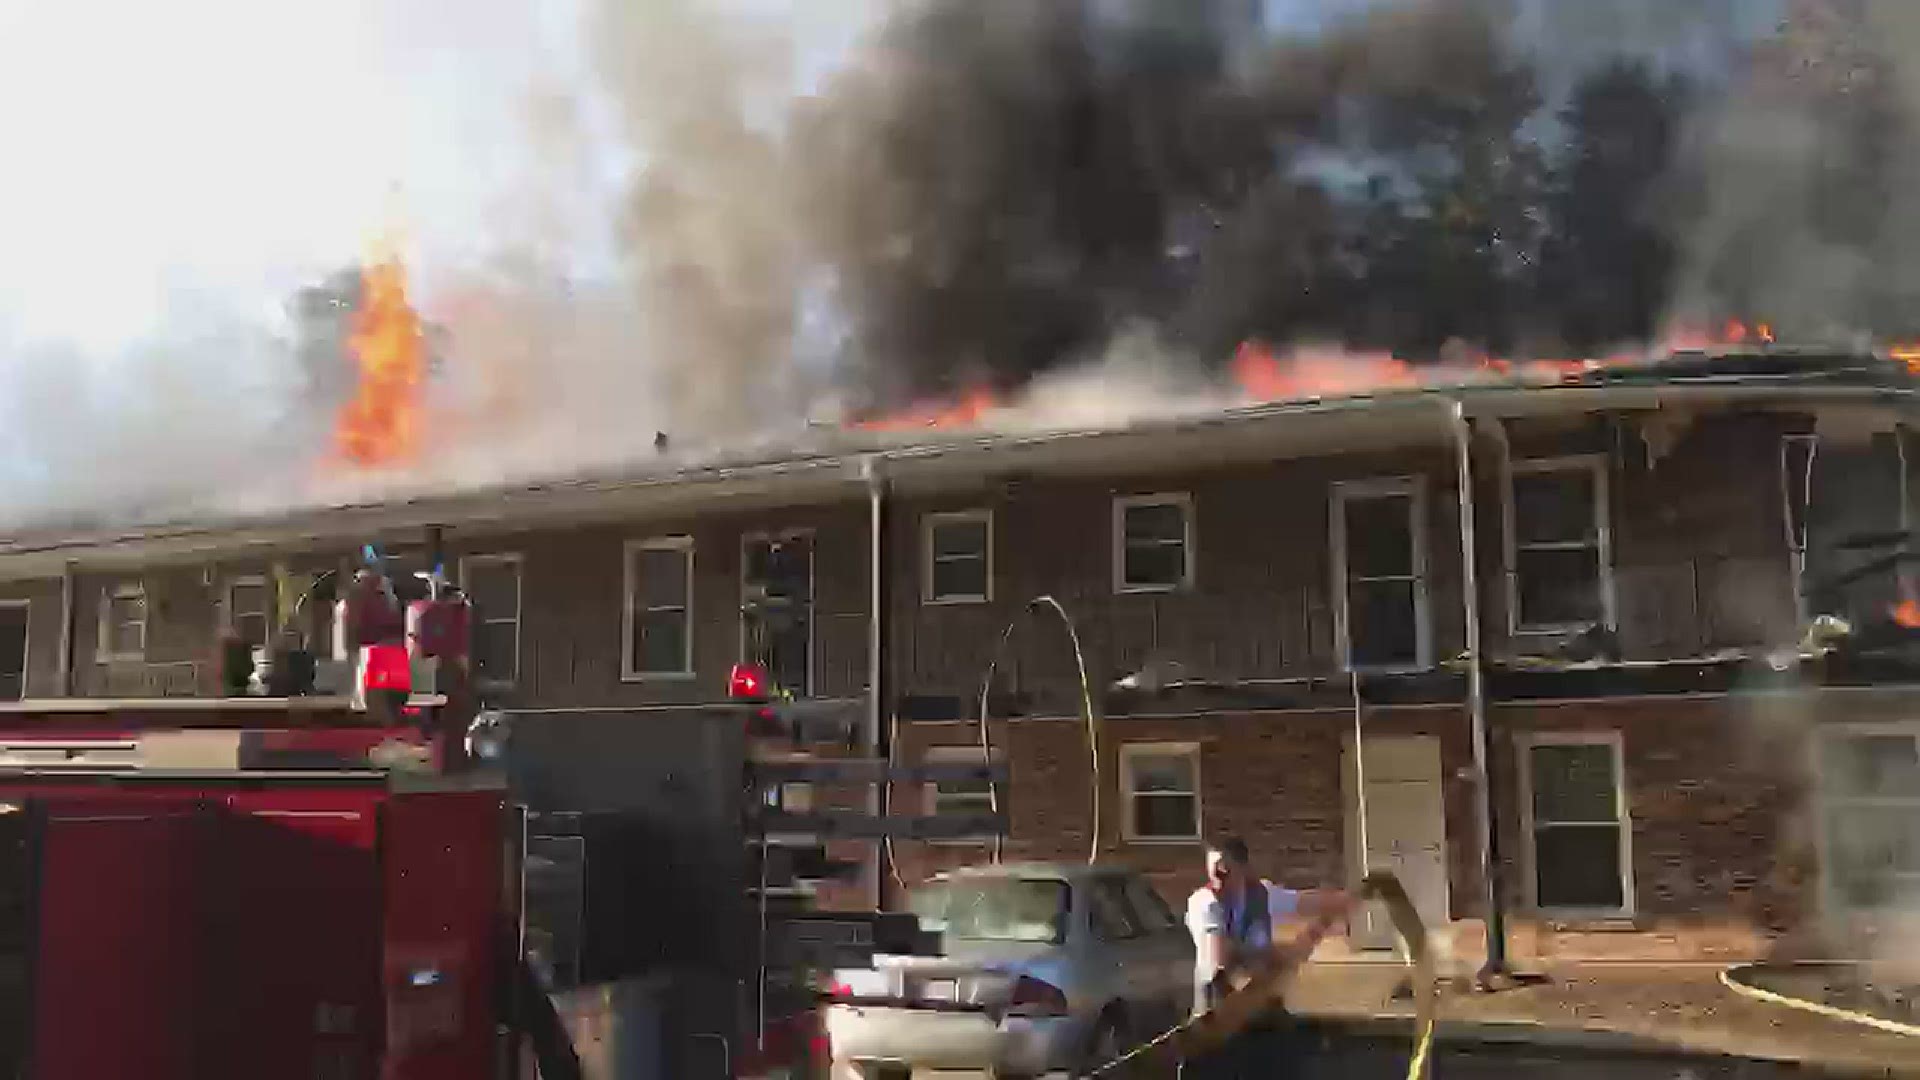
[1447,400,1507,979]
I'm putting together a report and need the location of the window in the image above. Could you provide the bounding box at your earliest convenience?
[1122,874,1180,932]
[1786,433,1910,625]
[1121,742,1201,842]
[225,576,271,649]
[97,583,146,662]
[923,510,992,604]
[1521,734,1631,913]
[742,532,813,696]
[623,538,694,679]
[1818,724,1920,911]
[907,876,1070,944]
[923,744,1003,841]
[1332,479,1430,671]
[1114,494,1193,593]
[1087,875,1146,941]
[460,554,522,687]
[0,603,25,702]
[1506,458,1613,633]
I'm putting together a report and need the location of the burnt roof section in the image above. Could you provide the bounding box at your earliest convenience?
[1,346,1915,565]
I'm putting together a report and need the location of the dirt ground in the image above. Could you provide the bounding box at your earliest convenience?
[1288,961,1920,1077]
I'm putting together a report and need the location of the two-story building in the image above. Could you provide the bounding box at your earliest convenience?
[0,350,1915,968]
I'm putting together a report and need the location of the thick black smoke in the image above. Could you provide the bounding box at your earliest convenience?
[795,0,1917,404]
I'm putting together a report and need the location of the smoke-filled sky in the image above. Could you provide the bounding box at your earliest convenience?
[0,0,1903,532]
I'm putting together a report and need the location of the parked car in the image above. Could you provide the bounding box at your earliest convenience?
[824,862,1194,1078]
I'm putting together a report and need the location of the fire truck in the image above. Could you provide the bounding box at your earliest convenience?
[0,548,993,1080]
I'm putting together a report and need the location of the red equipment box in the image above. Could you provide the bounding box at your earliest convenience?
[0,768,507,1080]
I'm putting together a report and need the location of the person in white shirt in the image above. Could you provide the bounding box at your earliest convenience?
[1185,835,1353,1018]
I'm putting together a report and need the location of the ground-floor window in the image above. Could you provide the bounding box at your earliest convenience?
[1121,742,1201,842]
[1818,723,1920,911]
[1519,732,1632,914]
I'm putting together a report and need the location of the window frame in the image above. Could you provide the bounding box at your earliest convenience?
[1119,741,1203,844]
[0,599,28,702]
[922,509,994,605]
[921,743,1003,846]
[1330,476,1432,673]
[459,552,524,689]
[1502,455,1616,636]
[1813,720,1920,916]
[222,574,272,650]
[621,536,696,682]
[1112,493,1195,595]
[1516,730,1634,917]
[96,582,147,663]
[738,528,816,697]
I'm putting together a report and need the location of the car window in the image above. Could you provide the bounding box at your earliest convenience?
[909,877,1070,944]
[1122,875,1180,932]
[1086,875,1145,941]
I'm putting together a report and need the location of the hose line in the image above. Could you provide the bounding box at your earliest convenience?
[975,595,1099,865]
[1086,871,1435,1080]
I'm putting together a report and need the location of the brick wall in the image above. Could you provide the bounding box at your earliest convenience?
[890,690,1845,963]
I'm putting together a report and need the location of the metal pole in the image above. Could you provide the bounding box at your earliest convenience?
[56,560,76,697]
[864,455,887,909]
[1448,399,1507,977]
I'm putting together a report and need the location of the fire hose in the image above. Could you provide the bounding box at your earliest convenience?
[1084,871,1436,1079]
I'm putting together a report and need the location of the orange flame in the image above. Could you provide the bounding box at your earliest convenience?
[336,256,426,466]
[850,386,1000,432]
[1231,341,1417,401]
[1893,596,1920,629]
[1889,343,1920,376]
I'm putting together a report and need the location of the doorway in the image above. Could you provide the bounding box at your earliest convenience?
[1345,734,1450,950]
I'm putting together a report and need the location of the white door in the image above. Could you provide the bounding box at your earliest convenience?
[1349,735,1449,950]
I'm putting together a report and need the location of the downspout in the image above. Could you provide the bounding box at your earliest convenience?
[863,454,888,910]
[1447,399,1508,978]
[56,560,76,697]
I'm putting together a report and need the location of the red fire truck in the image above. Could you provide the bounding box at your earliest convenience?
[0,551,950,1080]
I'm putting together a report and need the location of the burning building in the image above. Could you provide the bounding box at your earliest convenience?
[0,344,1914,968]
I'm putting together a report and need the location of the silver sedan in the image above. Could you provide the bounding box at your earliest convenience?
[825,862,1195,1078]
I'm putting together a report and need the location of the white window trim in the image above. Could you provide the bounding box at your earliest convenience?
[1502,455,1617,636]
[96,582,147,664]
[922,744,1003,846]
[221,574,271,644]
[1779,434,1819,627]
[459,553,524,688]
[0,599,28,701]
[1119,741,1203,844]
[922,509,994,605]
[1812,720,1920,918]
[622,537,695,682]
[1515,730,1635,918]
[1112,493,1195,595]
[738,528,816,697]
[1330,477,1433,674]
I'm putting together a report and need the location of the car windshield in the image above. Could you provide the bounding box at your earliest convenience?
[909,877,1069,944]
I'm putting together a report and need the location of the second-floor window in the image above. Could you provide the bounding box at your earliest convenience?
[97,583,147,662]
[1113,494,1193,593]
[225,576,270,649]
[1332,478,1430,671]
[1507,458,1612,633]
[0,602,26,702]
[923,510,992,604]
[461,554,522,687]
[623,538,694,679]
[743,533,813,696]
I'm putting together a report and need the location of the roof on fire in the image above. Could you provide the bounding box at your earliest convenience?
[0,347,1914,578]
